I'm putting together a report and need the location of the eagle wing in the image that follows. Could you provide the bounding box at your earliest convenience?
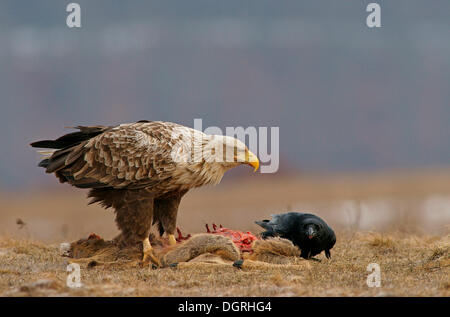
[41,122,186,191]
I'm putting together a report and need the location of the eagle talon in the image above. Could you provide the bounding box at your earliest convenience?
[141,251,161,267]
[168,234,177,246]
[141,237,160,267]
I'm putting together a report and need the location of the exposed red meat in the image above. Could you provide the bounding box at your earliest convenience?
[176,227,192,242]
[175,225,258,252]
[205,223,259,253]
[88,233,102,240]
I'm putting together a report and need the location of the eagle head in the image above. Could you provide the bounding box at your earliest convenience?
[171,131,260,188]
[204,135,260,172]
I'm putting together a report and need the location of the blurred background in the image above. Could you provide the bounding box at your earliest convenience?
[0,1,449,241]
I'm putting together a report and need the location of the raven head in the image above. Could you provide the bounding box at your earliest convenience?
[307,225,315,239]
[304,223,321,240]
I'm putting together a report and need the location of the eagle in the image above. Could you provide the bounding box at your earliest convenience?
[30,120,259,264]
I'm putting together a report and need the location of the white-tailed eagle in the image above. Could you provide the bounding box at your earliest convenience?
[30,120,259,264]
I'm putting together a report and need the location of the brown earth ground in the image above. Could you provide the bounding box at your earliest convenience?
[0,169,449,296]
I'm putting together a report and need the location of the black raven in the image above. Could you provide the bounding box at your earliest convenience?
[255,212,336,259]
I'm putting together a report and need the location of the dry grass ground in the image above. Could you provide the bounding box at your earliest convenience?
[0,231,448,296]
[0,170,449,296]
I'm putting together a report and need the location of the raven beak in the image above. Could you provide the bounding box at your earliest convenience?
[307,227,315,239]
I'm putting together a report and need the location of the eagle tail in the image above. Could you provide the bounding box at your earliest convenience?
[30,125,111,149]
[30,125,112,173]
[38,158,50,168]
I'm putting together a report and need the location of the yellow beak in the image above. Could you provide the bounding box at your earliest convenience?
[245,150,260,172]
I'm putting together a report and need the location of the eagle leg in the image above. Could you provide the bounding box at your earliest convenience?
[153,191,187,246]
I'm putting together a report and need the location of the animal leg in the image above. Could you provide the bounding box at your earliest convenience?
[153,191,187,246]
[105,189,157,265]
